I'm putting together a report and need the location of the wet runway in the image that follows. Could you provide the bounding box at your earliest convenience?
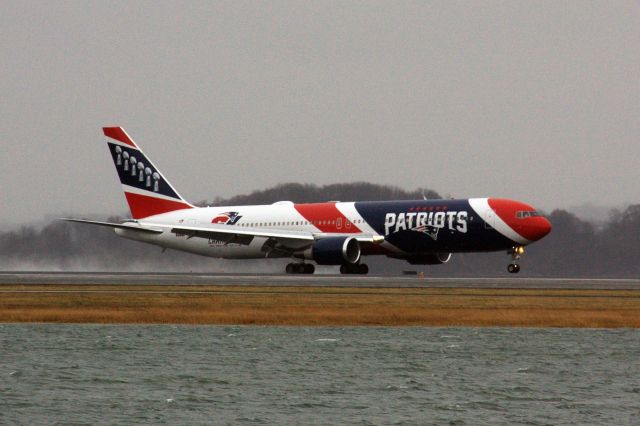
[0,272,639,289]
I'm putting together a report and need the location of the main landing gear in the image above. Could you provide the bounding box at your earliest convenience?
[285,263,315,274]
[285,262,370,275]
[340,264,369,275]
[508,246,524,274]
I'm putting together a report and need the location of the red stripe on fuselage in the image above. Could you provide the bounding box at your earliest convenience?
[294,203,361,233]
[103,127,137,148]
[124,192,192,219]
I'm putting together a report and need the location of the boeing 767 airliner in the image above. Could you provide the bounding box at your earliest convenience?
[66,127,552,274]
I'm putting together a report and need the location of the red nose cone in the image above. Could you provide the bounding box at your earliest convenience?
[488,198,552,242]
[527,216,552,241]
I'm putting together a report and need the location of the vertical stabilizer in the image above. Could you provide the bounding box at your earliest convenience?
[103,127,193,219]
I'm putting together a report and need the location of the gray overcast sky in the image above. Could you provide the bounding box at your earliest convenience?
[1,1,639,225]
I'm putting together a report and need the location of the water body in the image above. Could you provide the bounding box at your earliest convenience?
[1,325,639,425]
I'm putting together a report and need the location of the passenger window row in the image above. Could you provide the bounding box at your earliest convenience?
[236,219,364,227]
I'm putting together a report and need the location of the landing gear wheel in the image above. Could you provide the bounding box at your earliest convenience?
[507,246,524,274]
[340,264,369,275]
[286,263,315,274]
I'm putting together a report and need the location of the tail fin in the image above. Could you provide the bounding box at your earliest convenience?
[103,127,193,219]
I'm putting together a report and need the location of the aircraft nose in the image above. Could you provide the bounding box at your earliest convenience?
[487,198,552,243]
[526,216,552,241]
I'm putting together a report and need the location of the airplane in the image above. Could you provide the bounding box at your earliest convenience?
[65,127,552,275]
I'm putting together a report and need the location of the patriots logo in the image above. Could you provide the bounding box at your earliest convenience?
[412,224,440,241]
[211,211,242,225]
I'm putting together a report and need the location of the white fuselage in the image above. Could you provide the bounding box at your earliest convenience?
[116,201,384,259]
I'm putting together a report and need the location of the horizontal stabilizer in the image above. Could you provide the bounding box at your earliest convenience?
[61,218,163,234]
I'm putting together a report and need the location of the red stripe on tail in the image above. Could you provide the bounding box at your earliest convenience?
[103,127,137,148]
[124,192,192,219]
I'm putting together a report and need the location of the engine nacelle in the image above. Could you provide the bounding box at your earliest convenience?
[309,237,361,265]
[405,253,452,265]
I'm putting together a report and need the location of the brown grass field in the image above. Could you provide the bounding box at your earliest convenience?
[1,284,639,327]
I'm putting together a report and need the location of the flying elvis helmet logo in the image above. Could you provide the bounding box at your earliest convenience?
[412,223,441,240]
[211,212,242,225]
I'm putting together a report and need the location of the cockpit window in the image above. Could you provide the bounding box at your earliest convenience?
[516,210,543,219]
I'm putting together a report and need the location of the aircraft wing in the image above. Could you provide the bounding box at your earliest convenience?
[166,223,314,248]
[64,219,384,250]
[160,223,384,249]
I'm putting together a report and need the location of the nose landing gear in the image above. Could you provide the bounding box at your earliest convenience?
[508,246,524,274]
[507,263,520,274]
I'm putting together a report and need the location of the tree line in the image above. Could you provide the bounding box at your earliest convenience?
[1,182,638,277]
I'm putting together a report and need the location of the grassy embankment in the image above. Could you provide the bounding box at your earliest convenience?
[1,284,639,327]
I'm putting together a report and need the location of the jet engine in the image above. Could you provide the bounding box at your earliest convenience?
[309,237,361,265]
[405,252,452,265]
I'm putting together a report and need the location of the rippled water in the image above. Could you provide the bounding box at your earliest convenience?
[1,325,639,425]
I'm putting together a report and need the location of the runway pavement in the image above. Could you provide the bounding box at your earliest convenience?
[1,272,639,289]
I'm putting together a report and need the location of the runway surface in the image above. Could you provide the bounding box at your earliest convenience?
[1,272,639,289]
